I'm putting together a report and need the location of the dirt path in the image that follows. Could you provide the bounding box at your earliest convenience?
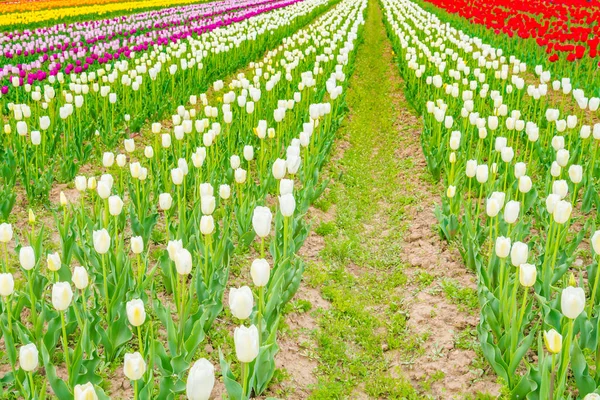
[276,0,502,398]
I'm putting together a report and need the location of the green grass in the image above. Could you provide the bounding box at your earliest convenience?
[305,0,422,397]
[440,279,479,314]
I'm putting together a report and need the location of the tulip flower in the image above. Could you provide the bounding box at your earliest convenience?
[561,286,585,320]
[519,263,536,287]
[186,359,215,400]
[544,329,562,354]
[229,286,253,320]
[124,352,146,399]
[19,246,35,271]
[93,229,111,254]
[127,299,146,355]
[74,383,98,400]
[510,242,528,267]
[234,324,260,397]
[19,343,38,372]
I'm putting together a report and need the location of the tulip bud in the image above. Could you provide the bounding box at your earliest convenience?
[234,325,259,363]
[514,162,526,179]
[162,133,171,148]
[186,358,215,400]
[52,282,73,311]
[486,198,500,217]
[234,168,247,184]
[272,159,286,180]
[561,286,585,319]
[553,200,572,224]
[159,193,173,211]
[219,184,231,200]
[544,329,562,354]
[126,299,146,326]
[446,185,456,198]
[200,215,215,235]
[28,209,35,225]
[0,273,14,296]
[116,154,127,168]
[229,286,253,320]
[279,194,296,217]
[75,176,87,192]
[174,248,192,275]
[123,352,146,381]
[252,206,272,238]
[280,179,294,195]
[108,195,123,216]
[87,177,97,190]
[201,196,216,215]
[19,343,39,372]
[250,259,270,287]
[510,241,528,267]
[546,194,560,214]
[504,201,520,224]
[556,149,569,167]
[568,165,583,184]
[171,168,184,185]
[103,152,115,167]
[129,162,141,179]
[131,236,144,254]
[495,237,511,258]
[124,138,135,153]
[476,165,488,183]
[550,161,561,178]
[74,382,98,400]
[519,263,537,287]
[552,180,568,199]
[144,146,154,159]
[93,229,111,254]
[72,266,89,290]
[518,176,532,193]
[47,252,61,271]
[243,145,254,161]
[465,160,477,178]
[60,191,68,206]
[19,246,36,271]
[230,155,241,170]
[591,231,600,255]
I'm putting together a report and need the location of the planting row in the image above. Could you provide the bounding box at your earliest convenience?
[383,0,600,397]
[0,0,367,398]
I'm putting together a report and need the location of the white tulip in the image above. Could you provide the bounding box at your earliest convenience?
[234,325,259,363]
[93,229,111,254]
[72,266,89,290]
[126,299,146,326]
[19,343,39,372]
[251,259,270,287]
[186,358,215,400]
[52,282,73,311]
[123,352,146,381]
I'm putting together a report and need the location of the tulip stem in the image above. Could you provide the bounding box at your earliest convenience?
[549,354,556,400]
[28,372,35,399]
[588,254,600,317]
[134,380,139,400]
[137,325,144,356]
[241,362,248,399]
[510,287,528,355]
[4,295,12,333]
[3,243,8,273]
[283,216,289,259]
[27,270,37,329]
[558,319,574,390]
[60,311,70,381]
[204,234,211,286]
[101,254,110,322]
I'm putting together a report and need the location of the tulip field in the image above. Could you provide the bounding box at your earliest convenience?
[2,0,600,397]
